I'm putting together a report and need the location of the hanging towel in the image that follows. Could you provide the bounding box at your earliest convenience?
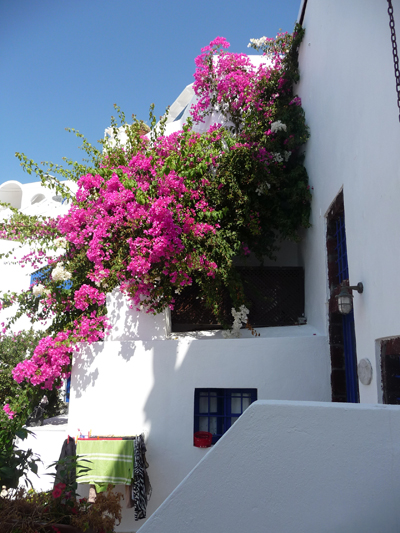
[54,436,76,487]
[76,439,134,491]
[132,434,151,520]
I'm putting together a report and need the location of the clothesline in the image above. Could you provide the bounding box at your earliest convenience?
[78,436,136,440]
[76,433,151,520]
[56,434,151,520]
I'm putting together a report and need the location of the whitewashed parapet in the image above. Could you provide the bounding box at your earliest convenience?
[106,288,171,341]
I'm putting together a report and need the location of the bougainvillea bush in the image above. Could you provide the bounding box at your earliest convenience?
[0,25,310,427]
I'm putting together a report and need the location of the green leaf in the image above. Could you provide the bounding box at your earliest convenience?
[29,462,38,475]
[15,428,28,440]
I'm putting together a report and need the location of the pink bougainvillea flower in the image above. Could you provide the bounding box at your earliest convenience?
[3,27,310,395]
[3,404,15,420]
[52,482,66,499]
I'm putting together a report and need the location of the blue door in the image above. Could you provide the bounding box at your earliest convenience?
[335,215,359,403]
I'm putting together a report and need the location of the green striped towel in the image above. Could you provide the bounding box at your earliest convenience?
[77,440,134,492]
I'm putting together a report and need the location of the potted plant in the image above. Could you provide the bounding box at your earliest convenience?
[0,456,123,533]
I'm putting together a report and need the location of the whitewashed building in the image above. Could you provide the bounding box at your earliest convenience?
[0,179,77,331]
[4,1,400,531]
[137,1,400,532]
[67,54,330,531]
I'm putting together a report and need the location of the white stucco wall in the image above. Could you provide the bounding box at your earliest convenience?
[0,181,23,209]
[68,325,329,531]
[0,179,77,332]
[297,0,400,402]
[105,289,171,341]
[0,241,32,293]
[17,424,68,492]
[0,239,62,333]
[0,180,77,215]
[139,400,400,533]
[0,240,44,332]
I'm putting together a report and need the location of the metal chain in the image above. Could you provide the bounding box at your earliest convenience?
[387,0,400,122]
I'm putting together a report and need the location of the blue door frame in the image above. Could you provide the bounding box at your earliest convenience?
[335,215,359,403]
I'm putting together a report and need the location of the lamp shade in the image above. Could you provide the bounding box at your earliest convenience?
[336,287,353,314]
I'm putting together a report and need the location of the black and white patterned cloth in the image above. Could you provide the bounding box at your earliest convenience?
[133,434,152,520]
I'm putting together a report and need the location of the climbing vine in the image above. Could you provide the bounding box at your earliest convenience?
[0,25,310,421]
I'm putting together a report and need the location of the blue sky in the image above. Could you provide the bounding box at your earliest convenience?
[1,0,302,185]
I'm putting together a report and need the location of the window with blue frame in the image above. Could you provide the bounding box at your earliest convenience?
[65,376,71,403]
[194,388,257,444]
[30,266,51,288]
[30,267,72,290]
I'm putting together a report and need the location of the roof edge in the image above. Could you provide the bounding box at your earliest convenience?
[298,0,308,26]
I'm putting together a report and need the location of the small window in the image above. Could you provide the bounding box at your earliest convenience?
[30,266,72,290]
[30,266,51,287]
[172,267,305,332]
[381,337,400,404]
[31,193,46,205]
[174,105,188,122]
[194,388,257,444]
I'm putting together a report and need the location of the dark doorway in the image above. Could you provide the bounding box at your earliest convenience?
[326,191,359,402]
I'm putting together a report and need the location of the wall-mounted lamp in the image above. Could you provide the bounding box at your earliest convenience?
[336,282,363,315]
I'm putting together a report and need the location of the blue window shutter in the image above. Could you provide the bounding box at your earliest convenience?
[194,388,257,444]
[65,377,71,403]
[30,271,40,287]
[30,266,51,287]
[30,266,72,290]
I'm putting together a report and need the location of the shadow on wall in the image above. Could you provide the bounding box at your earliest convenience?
[136,327,330,527]
[105,288,170,342]
[138,401,400,533]
[69,289,330,530]
[73,344,101,399]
